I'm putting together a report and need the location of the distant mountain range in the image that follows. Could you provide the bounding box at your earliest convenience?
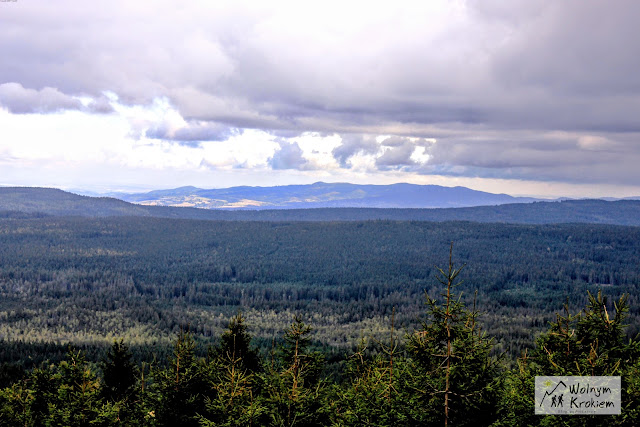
[109,182,542,209]
[3,186,640,226]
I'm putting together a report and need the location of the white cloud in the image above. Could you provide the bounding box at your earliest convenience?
[1,1,640,197]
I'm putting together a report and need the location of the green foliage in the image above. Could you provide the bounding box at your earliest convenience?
[49,349,107,426]
[0,380,34,426]
[198,314,267,426]
[28,364,58,426]
[0,294,638,425]
[494,291,640,426]
[100,340,148,426]
[153,330,206,427]
[0,349,126,426]
[1,227,640,426]
[405,245,501,426]
[492,349,542,427]
[197,359,266,427]
[101,340,138,402]
[334,246,502,426]
[261,315,329,427]
[332,338,414,426]
[279,315,324,388]
[534,291,636,376]
[212,313,261,375]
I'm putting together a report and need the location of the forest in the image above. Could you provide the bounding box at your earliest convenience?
[0,215,639,424]
[1,260,638,425]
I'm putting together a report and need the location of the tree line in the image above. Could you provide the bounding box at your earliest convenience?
[1,250,639,426]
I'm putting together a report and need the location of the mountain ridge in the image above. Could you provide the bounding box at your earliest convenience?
[109,182,543,209]
[2,186,640,226]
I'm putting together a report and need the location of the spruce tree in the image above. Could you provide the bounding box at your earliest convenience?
[405,243,501,426]
[153,330,206,427]
[198,314,267,426]
[101,339,138,402]
[495,291,640,426]
[213,313,261,374]
[262,315,328,427]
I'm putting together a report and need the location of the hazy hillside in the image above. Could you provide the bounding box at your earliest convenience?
[113,182,540,209]
[0,187,151,217]
[3,187,640,225]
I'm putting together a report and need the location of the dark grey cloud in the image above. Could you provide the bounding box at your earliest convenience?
[0,82,82,113]
[416,131,640,185]
[375,139,419,170]
[0,82,114,114]
[485,1,640,97]
[145,121,241,145]
[374,137,432,170]
[269,142,309,170]
[86,96,115,114]
[376,147,416,169]
[3,1,639,132]
[268,129,307,139]
[332,134,379,167]
[378,136,410,147]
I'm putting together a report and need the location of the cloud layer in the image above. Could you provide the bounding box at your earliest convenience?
[1,0,640,196]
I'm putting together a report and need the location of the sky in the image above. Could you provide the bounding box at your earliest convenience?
[1,0,640,198]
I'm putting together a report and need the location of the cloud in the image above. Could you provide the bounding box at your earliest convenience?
[375,136,435,170]
[330,135,434,171]
[86,96,115,114]
[332,134,380,167]
[576,135,618,152]
[0,82,115,114]
[376,142,417,170]
[413,130,640,185]
[2,1,639,131]
[146,120,241,144]
[2,1,640,193]
[3,1,640,134]
[269,141,310,170]
[0,82,82,113]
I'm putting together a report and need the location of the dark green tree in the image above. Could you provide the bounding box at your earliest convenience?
[0,380,33,427]
[405,244,501,426]
[153,330,206,427]
[262,315,328,427]
[27,364,58,426]
[198,314,267,426]
[495,291,640,426]
[332,333,415,426]
[47,348,120,426]
[213,313,261,375]
[101,340,138,402]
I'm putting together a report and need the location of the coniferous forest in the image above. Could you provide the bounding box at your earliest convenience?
[1,215,640,425]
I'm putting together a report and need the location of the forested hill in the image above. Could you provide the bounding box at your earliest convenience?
[113,181,540,209]
[0,187,151,217]
[2,187,640,225]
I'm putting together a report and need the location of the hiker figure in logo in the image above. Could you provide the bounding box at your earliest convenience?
[550,394,564,408]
